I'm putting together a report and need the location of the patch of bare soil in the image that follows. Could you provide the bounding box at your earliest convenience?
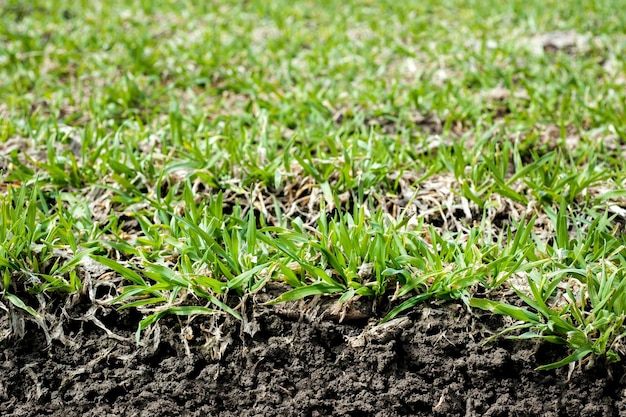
[1,296,625,417]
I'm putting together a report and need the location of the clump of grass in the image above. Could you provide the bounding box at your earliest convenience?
[471,208,626,369]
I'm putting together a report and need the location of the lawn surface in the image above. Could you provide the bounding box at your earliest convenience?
[2,1,626,414]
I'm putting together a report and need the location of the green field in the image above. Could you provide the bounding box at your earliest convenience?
[1,0,626,370]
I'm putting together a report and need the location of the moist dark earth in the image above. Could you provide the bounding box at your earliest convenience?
[2,294,626,417]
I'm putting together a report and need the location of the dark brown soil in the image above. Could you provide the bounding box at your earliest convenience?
[2,296,626,417]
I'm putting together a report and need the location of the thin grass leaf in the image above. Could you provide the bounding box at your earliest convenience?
[469,298,541,323]
[4,293,40,318]
[535,347,594,371]
[382,292,432,323]
[91,255,146,286]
